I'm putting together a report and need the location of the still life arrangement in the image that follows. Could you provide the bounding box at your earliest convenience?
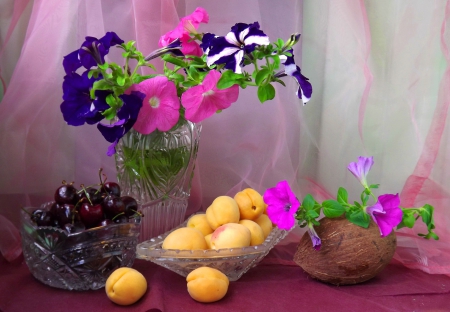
[263,156,439,285]
[17,5,440,307]
[60,6,312,241]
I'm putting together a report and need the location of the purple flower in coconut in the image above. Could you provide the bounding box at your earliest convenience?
[60,72,110,126]
[204,22,270,74]
[97,91,144,156]
[276,49,312,105]
[307,224,321,251]
[63,32,124,74]
[366,193,403,237]
[263,180,299,230]
[347,156,374,188]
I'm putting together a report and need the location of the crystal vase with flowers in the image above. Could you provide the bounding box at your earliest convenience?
[263,156,439,285]
[60,7,313,241]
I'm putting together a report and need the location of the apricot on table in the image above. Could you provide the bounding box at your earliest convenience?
[206,196,240,230]
[105,267,147,306]
[186,267,229,303]
[234,188,265,220]
[162,227,207,250]
[210,223,251,249]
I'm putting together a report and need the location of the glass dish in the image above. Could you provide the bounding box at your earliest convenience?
[20,202,141,291]
[136,214,291,281]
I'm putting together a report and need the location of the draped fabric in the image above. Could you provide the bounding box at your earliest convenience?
[0,0,449,275]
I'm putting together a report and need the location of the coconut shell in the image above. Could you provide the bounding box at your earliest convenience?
[294,217,396,285]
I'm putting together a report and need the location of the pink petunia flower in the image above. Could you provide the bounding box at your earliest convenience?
[181,70,239,123]
[131,76,180,134]
[263,180,300,230]
[159,7,209,57]
[366,193,403,237]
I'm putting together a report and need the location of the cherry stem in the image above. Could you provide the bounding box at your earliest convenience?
[112,212,125,221]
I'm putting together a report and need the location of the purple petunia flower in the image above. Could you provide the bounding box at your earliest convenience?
[204,22,270,74]
[63,32,124,74]
[277,49,312,105]
[347,156,374,188]
[97,91,144,156]
[60,72,110,126]
[307,225,322,251]
[263,180,299,230]
[366,193,403,237]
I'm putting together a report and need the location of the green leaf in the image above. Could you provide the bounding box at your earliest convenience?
[217,70,242,89]
[337,187,348,204]
[255,68,271,86]
[369,184,379,189]
[188,66,199,81]
[346,210,370,228]
[421,204,433,227]
[102,107,117,120]
[402,213,416,228]
[306,209,319,219]
[133,74,157,84]
[257,84,276,103]
[271,55,280,70]
[322,200,346,218]
[162,54,186,67]
[116,75,126,86]
[302,194,315,211]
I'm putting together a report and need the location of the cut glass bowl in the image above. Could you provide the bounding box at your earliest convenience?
[20,202,141,291]
[136,214,291,281]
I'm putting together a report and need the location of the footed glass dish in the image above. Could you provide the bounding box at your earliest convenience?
[136,215,291,281]
[20,203,141,291]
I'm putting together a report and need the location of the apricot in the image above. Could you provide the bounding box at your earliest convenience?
[239,219,265,246]
[210,223,251,249]
[186,267,229,303]
[234,188,265,220]
[206,196,240,230]
[105,267,147,306]
[187,213,214,236]
[254,214,273,239]
[162,227,207,250]
[204,233,213,249]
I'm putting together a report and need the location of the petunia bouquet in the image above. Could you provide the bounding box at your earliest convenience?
[60,7,312,156]
[263,156,439,250]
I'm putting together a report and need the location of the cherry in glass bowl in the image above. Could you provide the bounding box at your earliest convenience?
[20,202,141,291]
[136,213,291,281]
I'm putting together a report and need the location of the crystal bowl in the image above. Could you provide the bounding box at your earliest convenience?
[20,202,141,291]
[136,214,291,281]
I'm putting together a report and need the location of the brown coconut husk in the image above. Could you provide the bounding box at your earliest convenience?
[294,217,396,285]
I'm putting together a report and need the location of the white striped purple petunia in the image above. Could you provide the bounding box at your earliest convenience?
[203,22,270,74]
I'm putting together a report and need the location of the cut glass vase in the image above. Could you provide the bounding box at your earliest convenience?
[115,119,201,242]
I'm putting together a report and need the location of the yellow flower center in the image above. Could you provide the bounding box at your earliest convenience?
[203,90,215,97]
[149,96,160,108]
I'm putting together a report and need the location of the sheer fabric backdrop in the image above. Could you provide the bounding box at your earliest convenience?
[0,0,449,275]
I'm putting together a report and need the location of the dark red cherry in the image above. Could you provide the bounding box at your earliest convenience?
[101,195,125,219]
[78,187,104,205]
[121,196,139,217]
[55,203,78,228]
[55,184,78,205]
[79,202,104,228]
[31,209,54,226]
[101,182,121,197]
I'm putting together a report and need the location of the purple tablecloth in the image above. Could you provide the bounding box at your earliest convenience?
[1,233,449,312]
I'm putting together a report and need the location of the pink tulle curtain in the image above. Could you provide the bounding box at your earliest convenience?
[1,0,449,276]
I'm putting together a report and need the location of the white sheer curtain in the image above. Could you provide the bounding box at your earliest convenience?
[1,0,449,274]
